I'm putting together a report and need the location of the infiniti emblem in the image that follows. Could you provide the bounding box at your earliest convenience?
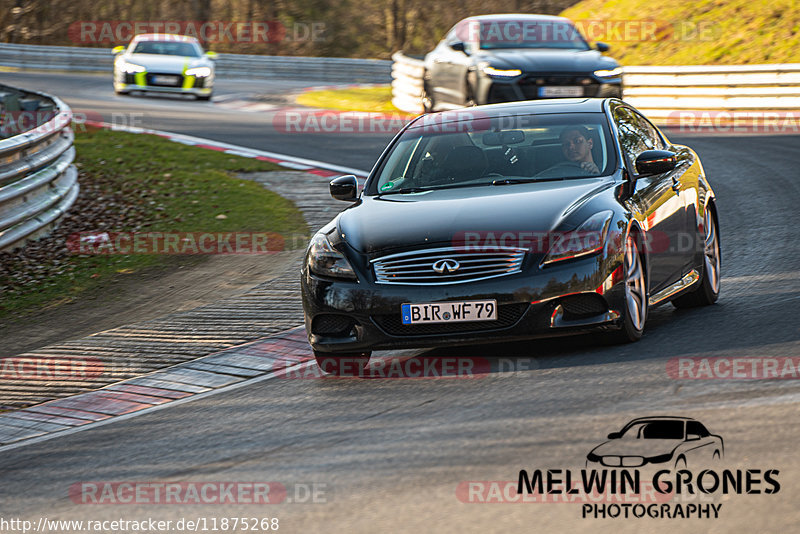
[432,259,460,274]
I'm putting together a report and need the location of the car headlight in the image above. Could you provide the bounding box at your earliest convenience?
[185,66,212,77]
[482,66,522,78]
[542,211,614,266]
[586,452,601,463]
[593,67,623,79]
[121,61,146,74]
[646,452,674,464]
[306,232,357,280]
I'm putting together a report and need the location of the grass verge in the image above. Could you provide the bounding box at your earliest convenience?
[0,127,308,318]
[295,86,408,114]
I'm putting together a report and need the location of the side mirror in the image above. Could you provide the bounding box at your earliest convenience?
[607,432,621,439]
[595,42,610,52]
[330,175,359,202]
[635,150,677,177]
[450,41,466,53]
[687,433,701,441]
[112,45,126,55]
[206,51,218,60]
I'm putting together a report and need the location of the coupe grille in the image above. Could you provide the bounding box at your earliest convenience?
[372,246,525,285]
[373,303,529,336]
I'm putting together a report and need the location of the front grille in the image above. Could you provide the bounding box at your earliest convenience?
[372,246,525,285]
[518,75,600,99]
[373,303,529,336]
[559,293,608,320]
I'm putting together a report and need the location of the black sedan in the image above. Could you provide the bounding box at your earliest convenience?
[422,14,622,112]
[301,98,721,371]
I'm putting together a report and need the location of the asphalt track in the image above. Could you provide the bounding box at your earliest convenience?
[1,71,800,533]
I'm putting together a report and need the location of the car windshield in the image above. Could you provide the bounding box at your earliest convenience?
[469,20,590,50]
[620,421,685,440]
[368,112,616,195]
[132,41,201,57]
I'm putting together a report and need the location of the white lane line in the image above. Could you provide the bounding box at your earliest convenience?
[84,121,370,177]
[0,359,318,454]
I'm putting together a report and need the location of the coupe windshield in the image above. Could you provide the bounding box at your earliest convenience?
[620,420,685,440]
[132,41,201,57]
[466,20,590,50]
[369,112,616,195]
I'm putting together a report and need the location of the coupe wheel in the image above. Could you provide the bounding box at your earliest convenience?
[673,207,720,308]
[606,234,647,343]
[314,351,371,376]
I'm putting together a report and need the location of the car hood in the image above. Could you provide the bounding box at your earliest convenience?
[479,49,618,73]
[591,439,682,457]
[124,53,209,73]
[339,178,614,255]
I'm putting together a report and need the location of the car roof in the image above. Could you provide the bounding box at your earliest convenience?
[624,416,699,425]
[462,14,573,24]
[407,98,609,130]
[132,33,199,43]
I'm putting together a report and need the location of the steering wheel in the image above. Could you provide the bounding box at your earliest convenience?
[534,161,594,179]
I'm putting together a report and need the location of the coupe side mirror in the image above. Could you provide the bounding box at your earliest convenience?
[450,42,466,53]
[635,150,677,177]
[595,42,610,52]
[607,432,621,439]
[112,45,126,54]
[330,175,359,202]
[206,51,218,60]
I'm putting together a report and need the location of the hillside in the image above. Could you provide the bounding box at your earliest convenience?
[561,0,800,64]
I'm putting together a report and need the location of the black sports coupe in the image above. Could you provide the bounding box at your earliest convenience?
[422,14,622,112]
[301,99,720,371]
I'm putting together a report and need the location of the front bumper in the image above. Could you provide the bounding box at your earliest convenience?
[301,253,627,353]
[477,72,622,105]
[114,71,213,96]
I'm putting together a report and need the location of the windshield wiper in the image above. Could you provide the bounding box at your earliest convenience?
[491,177,566,185]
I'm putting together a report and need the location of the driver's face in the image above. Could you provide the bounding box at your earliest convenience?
[561,132,593,162]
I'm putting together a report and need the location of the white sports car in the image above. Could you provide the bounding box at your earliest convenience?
[113,34,216,100]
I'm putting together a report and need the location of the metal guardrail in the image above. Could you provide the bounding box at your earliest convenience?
[391,51,800,119]
[0,43,393,83]
[0,84,78,251]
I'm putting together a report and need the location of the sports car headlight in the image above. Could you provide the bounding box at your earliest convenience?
[593,67,623,79]
[306,232,357,280]
[185,66,212,77]
[542,210,614,266]
[482,66,522,78]
[121,62,146,74]
[646,452,674,464]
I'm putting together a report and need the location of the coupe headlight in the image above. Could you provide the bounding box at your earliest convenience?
[185,66,212,77]
[306,232,357,280]
[593,67,623,79]
[121,61,146,74]
[646,452,674,464]
[482,66,522,78]
[542,211,613,266]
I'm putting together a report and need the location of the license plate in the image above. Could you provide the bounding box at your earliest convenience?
[540,86,584,97]
[401,300,497,325]
[152,75,180,86]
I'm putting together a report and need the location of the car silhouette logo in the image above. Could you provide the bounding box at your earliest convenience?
[432,259,460,274]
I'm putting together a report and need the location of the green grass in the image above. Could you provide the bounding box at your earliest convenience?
[0,127,308,317]
[295,86,408,114]
[562,0,800,65]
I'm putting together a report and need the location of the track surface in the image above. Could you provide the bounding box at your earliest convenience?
[1,71,800,533]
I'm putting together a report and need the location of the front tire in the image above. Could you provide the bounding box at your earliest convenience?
[314,350,371,376]
[606,234,647,343]
[673,207,720,308]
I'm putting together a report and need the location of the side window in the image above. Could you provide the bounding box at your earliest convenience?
[632,111,666,151]
[613,107,650,166]
[687,421,709,437]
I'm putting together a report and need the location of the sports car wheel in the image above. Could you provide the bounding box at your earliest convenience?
[673,207,720,308]
[606,234,647,343]
[314,351,371,376]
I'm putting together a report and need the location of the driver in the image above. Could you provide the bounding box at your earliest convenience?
[558,126,600,175]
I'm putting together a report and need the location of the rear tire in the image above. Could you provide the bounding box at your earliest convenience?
[313,350,371,376]
[197,94,213,101]
[605,233,647,344]
[673,207,720,308]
